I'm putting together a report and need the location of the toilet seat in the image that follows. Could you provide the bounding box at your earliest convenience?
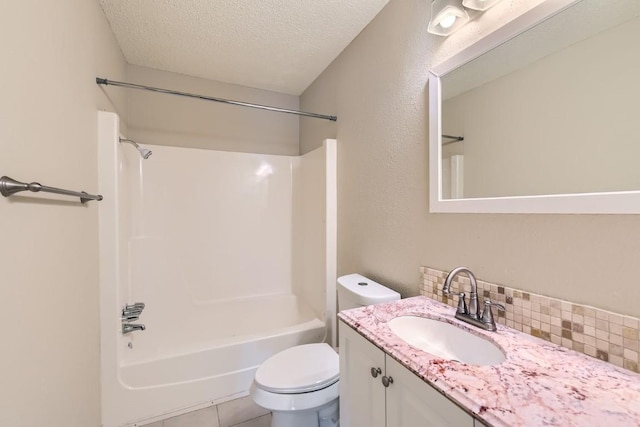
[254,343,339,394]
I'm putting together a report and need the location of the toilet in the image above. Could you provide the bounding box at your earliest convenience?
[250,273,401,427]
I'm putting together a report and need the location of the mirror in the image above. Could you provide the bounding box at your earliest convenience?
[429,0,640,213]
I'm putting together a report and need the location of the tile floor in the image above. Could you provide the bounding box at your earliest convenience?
[141,395,270,427]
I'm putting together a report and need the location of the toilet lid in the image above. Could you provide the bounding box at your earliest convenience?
[255,343,339,394]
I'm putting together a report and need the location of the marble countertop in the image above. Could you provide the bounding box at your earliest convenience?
[338,296,640,427]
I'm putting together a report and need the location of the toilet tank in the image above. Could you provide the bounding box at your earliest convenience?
[337,274,401,311]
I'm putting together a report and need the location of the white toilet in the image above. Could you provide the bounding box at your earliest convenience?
[250,273,401,427]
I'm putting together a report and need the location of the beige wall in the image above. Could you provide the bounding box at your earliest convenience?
[0,3,300,425]
[300,0,640,318]
[0,0,126,426]
[126,64,300,155]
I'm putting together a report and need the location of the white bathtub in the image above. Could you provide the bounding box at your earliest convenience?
[110,295,325,426]
[98,112,336,426]
[120,294,326,389]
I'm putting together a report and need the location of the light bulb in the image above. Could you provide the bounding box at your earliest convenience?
[428,0,470,36]
[440,14,457,29]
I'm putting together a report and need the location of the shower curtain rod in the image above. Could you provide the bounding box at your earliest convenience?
[442,134,464,145]
[96,78,337,122]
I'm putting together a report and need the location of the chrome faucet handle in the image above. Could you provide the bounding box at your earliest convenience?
[481,300,505,331]
[122,303,145,314]
[443,287,469,314]
[456,292,468,315]
[125,302,145,310]
[122,302,146,322]
[483,300,506,311]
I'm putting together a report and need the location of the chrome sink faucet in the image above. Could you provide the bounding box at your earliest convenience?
[443,267,479,318]
[442,267,505,332]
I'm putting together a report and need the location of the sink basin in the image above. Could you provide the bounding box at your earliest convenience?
[387,316,506,366]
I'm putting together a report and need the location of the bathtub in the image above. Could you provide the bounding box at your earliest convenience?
[120,293,326,387]
[109,294,325,426]
[98,112,337,427]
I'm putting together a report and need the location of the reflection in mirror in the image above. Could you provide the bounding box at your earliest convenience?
[429,0,640,213]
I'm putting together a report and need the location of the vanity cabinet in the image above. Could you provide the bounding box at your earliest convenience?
[339,321,475,427]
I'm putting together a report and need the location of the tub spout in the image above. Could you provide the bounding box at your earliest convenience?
[122,323,146,334]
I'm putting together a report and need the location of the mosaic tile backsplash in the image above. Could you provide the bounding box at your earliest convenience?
[421,266,640,373]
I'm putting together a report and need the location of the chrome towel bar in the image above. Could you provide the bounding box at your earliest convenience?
[0,176,103,203]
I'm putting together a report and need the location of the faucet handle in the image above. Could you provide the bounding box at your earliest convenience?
[481,300,505,330]
[443,287,469,314]
[122,302,146,322]
[456,292,468,315]
[484,300,505,310]
[122,313,140,322]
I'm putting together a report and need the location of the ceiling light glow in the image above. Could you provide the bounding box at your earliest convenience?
[428,0,469,36]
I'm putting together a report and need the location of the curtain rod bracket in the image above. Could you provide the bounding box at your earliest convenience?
[441,134,464,145]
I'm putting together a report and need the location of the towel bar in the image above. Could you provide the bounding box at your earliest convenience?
[0,176,103,203]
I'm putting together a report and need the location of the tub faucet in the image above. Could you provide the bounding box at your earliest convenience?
[122,323,146,335]
[443,267,504,332]
[122,302,145,322]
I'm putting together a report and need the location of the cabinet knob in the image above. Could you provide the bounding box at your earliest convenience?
[370,367,382,378]
[382,375,394,387]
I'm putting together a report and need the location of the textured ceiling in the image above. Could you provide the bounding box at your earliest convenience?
[98,0,390,95]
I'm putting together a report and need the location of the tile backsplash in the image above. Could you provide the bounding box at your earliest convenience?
[421,266,640,373]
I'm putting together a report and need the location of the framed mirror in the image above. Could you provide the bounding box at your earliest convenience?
[429,0,640,213]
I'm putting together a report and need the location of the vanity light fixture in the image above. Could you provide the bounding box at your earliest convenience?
[428,0,505,36]
[427,0,470,36]
[462,0,503,11]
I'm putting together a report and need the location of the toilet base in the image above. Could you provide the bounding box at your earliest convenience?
[270,398,339,427]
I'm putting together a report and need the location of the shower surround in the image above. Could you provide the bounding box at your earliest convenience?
[98,112,337,427]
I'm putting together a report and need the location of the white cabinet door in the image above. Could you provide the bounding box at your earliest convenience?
[385,356,473,427]
[339,322,386,427]
[340,320,475,427]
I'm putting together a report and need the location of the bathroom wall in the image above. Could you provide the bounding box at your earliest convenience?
[126,65,300,155]
[300,0,640,319]
[0,0,127,426]
[1,3,304,425]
